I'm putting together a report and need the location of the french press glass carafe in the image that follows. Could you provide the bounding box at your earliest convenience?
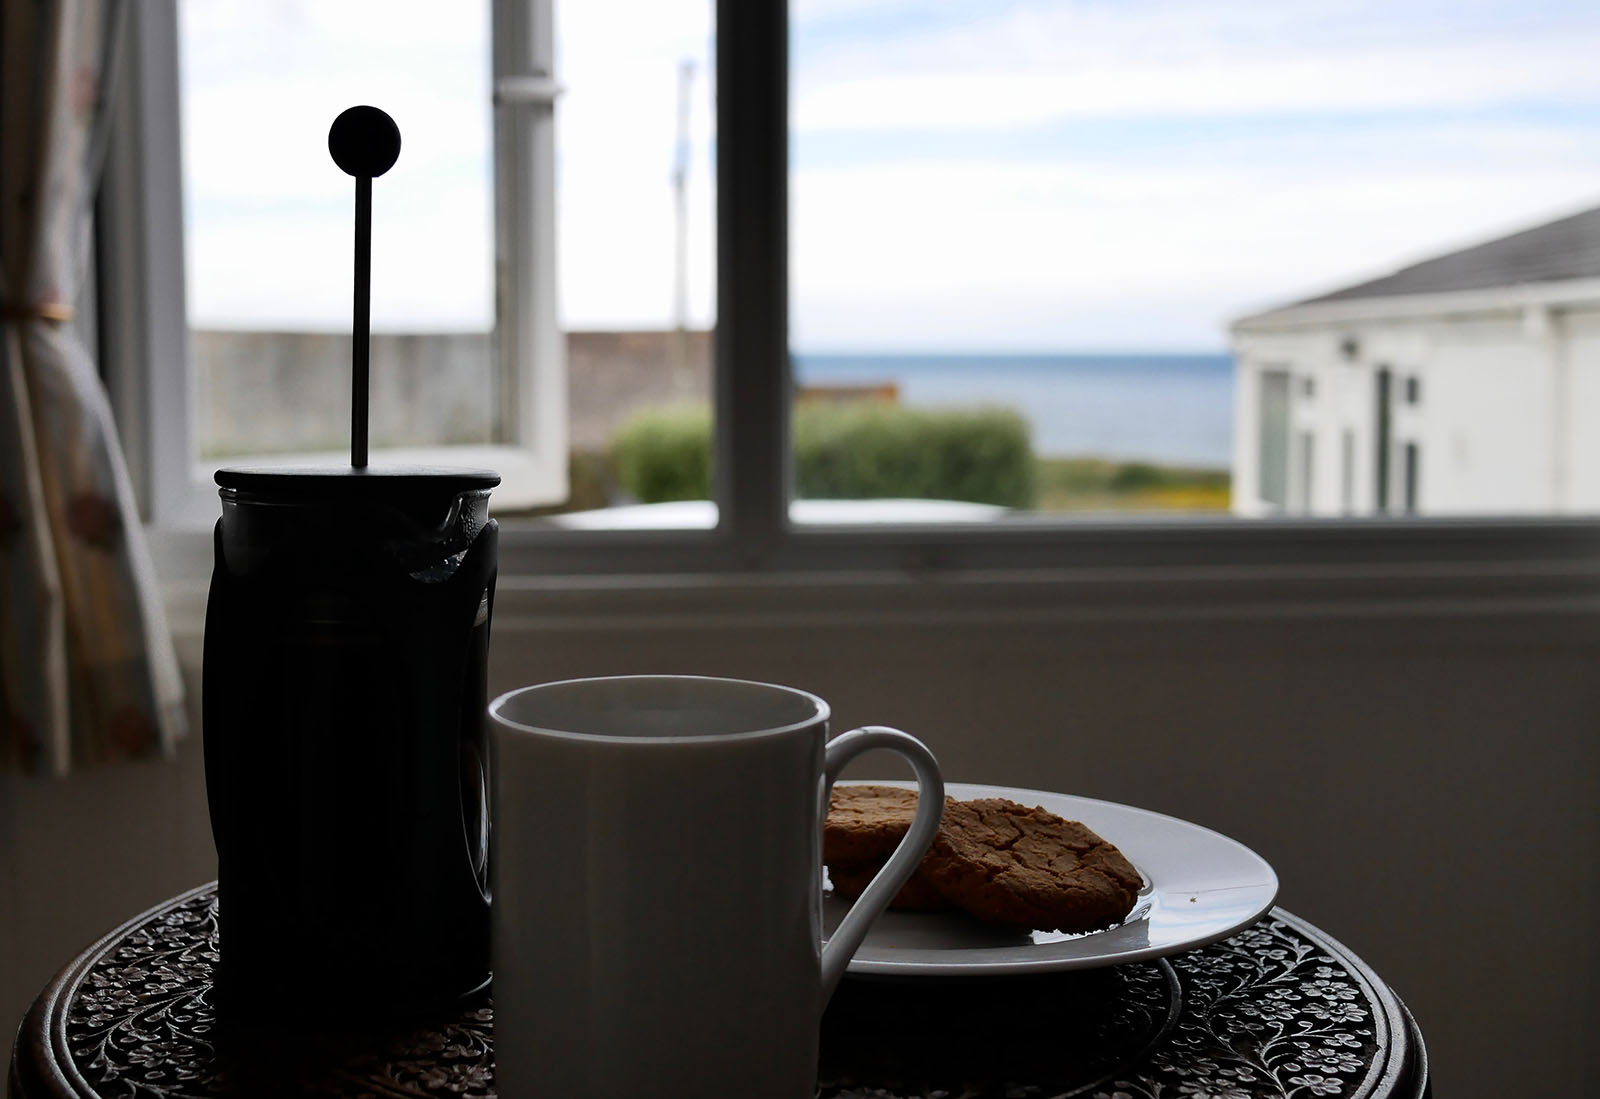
[203,467,498,1019]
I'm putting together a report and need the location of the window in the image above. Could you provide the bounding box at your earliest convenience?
[114,0,731,529]
[1340,429,1355,515]
[1297,430,1315,515]
[112,0,1600,578]
[1404,442,1420,514]
[1374,367,1393,515]
[1256,370,1291,514]
[783,1,1600,525]
[789,4,1246,521]
[179,4,496,455]
[107,1,566,526]
[545,2,717,525]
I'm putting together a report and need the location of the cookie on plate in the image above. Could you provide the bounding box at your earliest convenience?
[921,797,1142,934]
[823,784,930,865]
[826,860,951,911]
[824,784,953,911]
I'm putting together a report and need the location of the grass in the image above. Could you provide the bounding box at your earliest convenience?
[1035,457,1231,513]
[522,450,1232,517]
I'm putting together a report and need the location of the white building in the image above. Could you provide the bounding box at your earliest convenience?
[1230,205,1600,517]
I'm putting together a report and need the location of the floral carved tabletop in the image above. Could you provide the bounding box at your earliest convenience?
[8,884,1427,1099]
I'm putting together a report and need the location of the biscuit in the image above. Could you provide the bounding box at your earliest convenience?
[824,785,951,911]
[823,784,930,865]
[827,861,951,911]
[921,797,1142,934]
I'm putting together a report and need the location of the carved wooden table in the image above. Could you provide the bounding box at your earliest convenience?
[10,883,1429,1098]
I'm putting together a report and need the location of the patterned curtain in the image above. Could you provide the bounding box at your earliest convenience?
[0,0,185,775]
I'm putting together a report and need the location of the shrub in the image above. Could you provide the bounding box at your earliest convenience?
[794,403,1034,507]
[610,404,714,503]
[1034,457,1230,511]
[609,401,1035,508]
[1108,461,1166,492]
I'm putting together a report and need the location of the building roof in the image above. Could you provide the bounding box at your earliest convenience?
[1296,203,1600,305]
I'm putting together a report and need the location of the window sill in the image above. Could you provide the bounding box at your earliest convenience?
[535,499,1009,530]
[153,514,1600,647]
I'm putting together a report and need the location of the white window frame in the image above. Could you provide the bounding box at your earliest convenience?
[111,0,1600,591]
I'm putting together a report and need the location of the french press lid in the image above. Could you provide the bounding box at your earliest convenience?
[215,466,500,525]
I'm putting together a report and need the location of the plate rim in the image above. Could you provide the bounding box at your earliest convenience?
[831,780,1280,976]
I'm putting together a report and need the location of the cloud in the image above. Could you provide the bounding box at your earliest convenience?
[182,0,1600,351]
[184,0,717,332]
[790,120,1600,348]
[550,0,716,329]
[189,180,492,330]
[181,0,494,328]
[792,2,1600,132]
[783,0,1600,346]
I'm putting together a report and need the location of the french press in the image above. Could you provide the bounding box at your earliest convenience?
[202,108,497,1020]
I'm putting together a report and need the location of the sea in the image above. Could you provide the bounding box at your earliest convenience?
[792,352,1235,469]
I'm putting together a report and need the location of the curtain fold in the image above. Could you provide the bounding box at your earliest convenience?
[1,0,186,776]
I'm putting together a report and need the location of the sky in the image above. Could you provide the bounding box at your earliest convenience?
[180,0,1600,352]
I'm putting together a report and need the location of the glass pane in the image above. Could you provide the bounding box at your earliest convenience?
[1375,368,1394,514]
[789,1,1600,520]
[543,0,717,527]
[180,1,496,459]
[1257,372,1290,513]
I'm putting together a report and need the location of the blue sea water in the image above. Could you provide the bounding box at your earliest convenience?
[792,352,1235,468]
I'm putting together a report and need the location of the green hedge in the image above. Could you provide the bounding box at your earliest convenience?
[611,402,1035,508]
[610,404,714,504]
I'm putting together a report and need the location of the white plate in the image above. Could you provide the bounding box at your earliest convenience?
[826,781,1278,976]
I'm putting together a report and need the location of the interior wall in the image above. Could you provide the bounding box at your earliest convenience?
[3,593,1597,1098]
[0,631,212,1048]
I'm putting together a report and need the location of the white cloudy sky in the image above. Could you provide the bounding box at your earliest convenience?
[180,0,1600,351]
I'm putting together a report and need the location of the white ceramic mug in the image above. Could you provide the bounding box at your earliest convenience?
[488,675,943,1099]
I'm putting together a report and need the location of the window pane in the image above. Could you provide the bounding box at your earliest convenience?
[1341,429,1356,515]
[1404,442,1420,515]
[1258,372,1291,513]
[1375,368,1393,514]
[180,1,497,459]
[180,1,718,526]
[549,0,717,526]
[789,1,1600,520]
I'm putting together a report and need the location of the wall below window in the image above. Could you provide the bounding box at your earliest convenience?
[3,574,1596,1098]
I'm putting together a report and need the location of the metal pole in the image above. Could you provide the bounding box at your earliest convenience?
[352,174,372,468]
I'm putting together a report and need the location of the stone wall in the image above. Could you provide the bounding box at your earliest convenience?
[565,329,711,450]
[194,328,712,458]
[193,329,497,457]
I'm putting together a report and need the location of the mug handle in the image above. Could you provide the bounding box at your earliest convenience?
[818,726,944,1002]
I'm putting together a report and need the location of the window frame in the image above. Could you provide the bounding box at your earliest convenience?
[101,0,188,525]
[114,0,1600,586]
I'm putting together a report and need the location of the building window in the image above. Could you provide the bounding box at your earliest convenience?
[1406,376,1422,405]
[1404,442,1420,514]
[1374,367,1393,514]
[1297,430,1315,514]
[1341,429,1355,515]
[1257,370,1291,513]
